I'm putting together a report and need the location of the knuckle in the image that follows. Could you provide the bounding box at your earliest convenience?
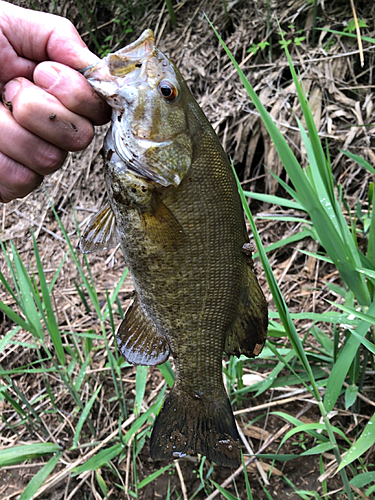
[0,154,42,202]
[11,86,38,121]
[56,17,76,33]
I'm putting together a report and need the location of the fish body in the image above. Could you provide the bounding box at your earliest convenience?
[81,30,268,467]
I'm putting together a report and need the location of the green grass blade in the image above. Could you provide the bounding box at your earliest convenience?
[210,481,238,500]
[340,150,375,176]
[1,388,26,417]
[346,327,375,355]
[272,413,327,443]
[241,452,253,500]
[74,357,90,391]
[10,243,44,339]
[300,442,333,456]
[280,424,328,447]
[48,252,67,293]
[164,0,176,25]
[261,485,275,500]
[19,451,62,500]
[0,300,32,333]
[337,411,375,471]
[0,443,61,467]
[243,191,304,210]
[134,366,148,417]
[105,341,127,421]
[327,301,375,324]
[73,385,102,448]
[0,326,21,352]
[32,233,65,365]
[73,443,124,475]
[0,268,19,306]
[256,454,296,461]
[0,239,22,303]
[350,471,375,489]
[123,400,162,447]
[95,470,108,498]
[47,198,102,316]
[73,401,162,475]
[254,345,295,396]
[320,28,375,45]
[367,185,375,276]
[324,300,375,412]
[102,268,129,322]
[254,229,314,257]
[345,384,358,409]
[137,463,173,488]
[158,360,175,388]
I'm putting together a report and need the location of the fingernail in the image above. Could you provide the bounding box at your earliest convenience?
[36,66,60,90]
[3,79,21,104]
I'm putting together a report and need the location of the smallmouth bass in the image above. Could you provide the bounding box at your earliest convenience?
[80,30,268,467]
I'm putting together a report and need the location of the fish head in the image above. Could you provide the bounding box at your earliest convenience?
[83,30,193,188]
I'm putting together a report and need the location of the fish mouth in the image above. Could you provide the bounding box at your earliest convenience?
[111,29,154,63]
[81,30,155,81]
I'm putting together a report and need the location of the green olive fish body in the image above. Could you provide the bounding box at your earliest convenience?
[80,30,268,467]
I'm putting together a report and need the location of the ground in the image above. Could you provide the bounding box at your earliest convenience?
[1,0,375,499]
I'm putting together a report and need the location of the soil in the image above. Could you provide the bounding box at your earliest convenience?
[1,0,375,499]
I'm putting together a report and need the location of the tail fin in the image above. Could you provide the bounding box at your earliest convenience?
[150,388,240,467]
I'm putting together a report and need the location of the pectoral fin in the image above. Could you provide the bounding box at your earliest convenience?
[117,293,169,366]
[80,202,119,254]
[141,195,184,250]
[225,254,268,358]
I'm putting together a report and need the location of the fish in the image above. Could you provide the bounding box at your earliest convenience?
[80,29,268,468]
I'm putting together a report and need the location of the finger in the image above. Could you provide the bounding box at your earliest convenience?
[1,2,99,69]
[0,152,42,203]
[0,103,67,176]
[34,62,111,125]
[3,77,95,152]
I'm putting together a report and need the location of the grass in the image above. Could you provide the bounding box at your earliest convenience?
[1,10,375,500]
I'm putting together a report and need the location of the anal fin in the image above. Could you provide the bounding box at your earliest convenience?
[225,249,268,358]
[117,293,169,366]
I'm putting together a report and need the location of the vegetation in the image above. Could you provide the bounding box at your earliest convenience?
[1,1,375,499]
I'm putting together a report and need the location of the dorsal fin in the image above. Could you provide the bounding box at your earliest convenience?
[117,293,169,366]
[225,248,268,358]
[80,202,119,254]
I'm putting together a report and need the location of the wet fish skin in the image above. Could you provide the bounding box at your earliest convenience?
[81,30,268,467]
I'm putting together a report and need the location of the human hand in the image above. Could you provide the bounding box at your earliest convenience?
[0,1,111,203]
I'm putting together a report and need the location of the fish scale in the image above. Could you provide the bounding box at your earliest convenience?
[80,29,268,467]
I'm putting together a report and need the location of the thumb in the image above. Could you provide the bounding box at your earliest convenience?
[46,23,100,70]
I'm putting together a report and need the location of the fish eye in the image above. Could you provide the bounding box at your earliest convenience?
[158,80,178,102]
